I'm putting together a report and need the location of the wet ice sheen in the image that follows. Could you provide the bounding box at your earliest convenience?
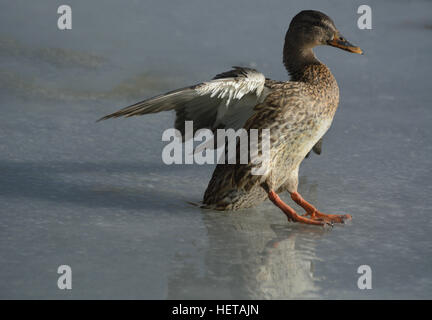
[0,0,431,299]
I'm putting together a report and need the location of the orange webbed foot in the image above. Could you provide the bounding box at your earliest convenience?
[290,191,351,225]
[304,210,352,224]
[268,190,333,227]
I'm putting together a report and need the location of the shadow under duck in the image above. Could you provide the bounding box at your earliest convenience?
[99,10,363,226]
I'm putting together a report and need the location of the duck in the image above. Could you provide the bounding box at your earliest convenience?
[99,10,363,226]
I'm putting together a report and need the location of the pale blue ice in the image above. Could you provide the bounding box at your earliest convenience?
[0,0,431,299]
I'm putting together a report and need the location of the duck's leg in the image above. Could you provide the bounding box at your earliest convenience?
[268,190,328,226]
[290,192,351,223]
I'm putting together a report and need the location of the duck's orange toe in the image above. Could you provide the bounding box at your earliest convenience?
[309,211,351,224]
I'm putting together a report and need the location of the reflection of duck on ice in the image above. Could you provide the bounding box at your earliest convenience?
[167,180,326,299]
[240,228,324,300]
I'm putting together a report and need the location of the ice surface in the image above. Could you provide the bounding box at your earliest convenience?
[0,0,431,299]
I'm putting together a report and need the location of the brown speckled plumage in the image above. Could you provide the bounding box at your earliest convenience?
[203,65,339,210]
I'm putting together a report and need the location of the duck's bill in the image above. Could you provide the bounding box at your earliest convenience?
[327,35,363,54]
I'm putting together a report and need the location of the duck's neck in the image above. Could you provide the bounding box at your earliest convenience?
[283,40,323,82]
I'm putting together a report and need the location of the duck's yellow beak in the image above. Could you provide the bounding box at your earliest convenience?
[327,34,363,55]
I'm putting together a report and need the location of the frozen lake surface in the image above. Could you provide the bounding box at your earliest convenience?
[1,0,431,299]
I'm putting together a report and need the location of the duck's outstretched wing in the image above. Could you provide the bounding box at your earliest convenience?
[98,67,273,138]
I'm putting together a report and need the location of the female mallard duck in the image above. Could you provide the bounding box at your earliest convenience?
[99,10,363,226]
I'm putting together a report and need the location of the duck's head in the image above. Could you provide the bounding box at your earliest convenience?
[286,10,363,55]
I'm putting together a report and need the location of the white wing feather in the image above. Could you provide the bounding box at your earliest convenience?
[195,70,266,106]
[99,67,271,139]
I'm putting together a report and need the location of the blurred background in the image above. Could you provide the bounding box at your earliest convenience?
[0,0,431,299]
